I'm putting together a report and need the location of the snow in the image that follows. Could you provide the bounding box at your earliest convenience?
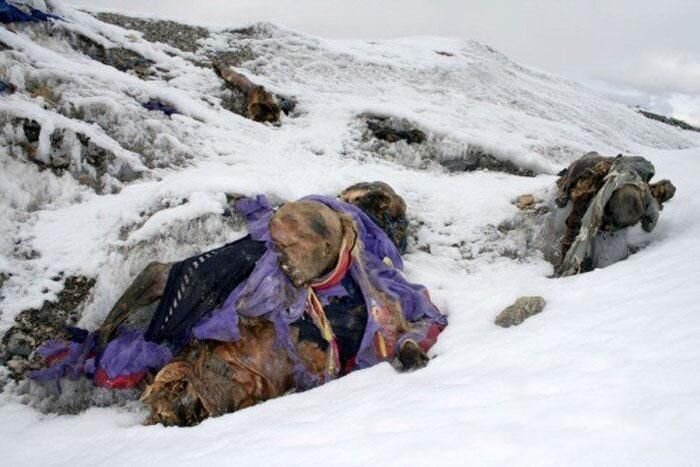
[2,2,700,465]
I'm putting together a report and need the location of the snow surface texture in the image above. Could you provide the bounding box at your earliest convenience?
[1,2,700,465]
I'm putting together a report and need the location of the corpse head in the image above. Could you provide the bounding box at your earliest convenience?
[604,184,646,230]
[340,181,408,253]
[269,201,344,287]
[649,179,676,205]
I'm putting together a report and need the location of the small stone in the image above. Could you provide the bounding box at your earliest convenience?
[6,331,36,357]
[495,296,546,328]
[515,194,536,210]
[6,356,29,376]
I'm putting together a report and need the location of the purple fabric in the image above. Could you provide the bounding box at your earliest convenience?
[34,193,446,390]
[198,194,446,373]
[31,333,98,383]
[304,195,446,368]
[99,329,173,379]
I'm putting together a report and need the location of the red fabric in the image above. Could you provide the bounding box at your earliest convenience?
[94,368,145,389]
[418,323,444,353]
[312,245,353,292]
[44,349,70,367]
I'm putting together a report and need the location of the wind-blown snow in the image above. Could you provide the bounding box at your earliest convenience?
[1,2,700,465]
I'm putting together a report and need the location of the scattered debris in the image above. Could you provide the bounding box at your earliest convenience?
[0,79,16,94]
[495,296,546,328]
[94,12,209,53]
[142,99,178,116]
[0,276,95,380]
[515,194,536,210]
[637,109,700,133]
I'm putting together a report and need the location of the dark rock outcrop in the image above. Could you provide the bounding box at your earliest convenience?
[95,12,209,53]
[638,109,700,133]
[367,116,426,144]
[0,276,96,380]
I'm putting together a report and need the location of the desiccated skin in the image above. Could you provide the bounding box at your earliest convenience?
[557,155,614,261]
[98,262,172,346]
[213,63,281,123]
[554,152,676,268]
[21,183,426,425]
[340,181,409,253]
[141,317,327,427]
[396,340,429,371]
[269,201,345,288]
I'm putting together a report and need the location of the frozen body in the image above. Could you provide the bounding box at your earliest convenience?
[1,1,700,466]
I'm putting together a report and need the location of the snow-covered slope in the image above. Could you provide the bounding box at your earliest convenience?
[1,2,700,465]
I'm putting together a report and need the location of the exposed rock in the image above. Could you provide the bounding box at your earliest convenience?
[0,272,9,290]
[366,116,426,144]
[0,276,96,379]
[495,296,546,328]
[441,148,535,177]
[28,84,59,107]
[4,117,132,193]
[72,33,154,79]
[6,332,35,358]
[638,109,700,133]
[207,48,257,70]
[94,12,210,53]
[361,115,535,177]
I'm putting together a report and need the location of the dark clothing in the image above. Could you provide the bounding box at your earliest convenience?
[291,275,368,369]
[145,236,266,344]
[146,236,369,370]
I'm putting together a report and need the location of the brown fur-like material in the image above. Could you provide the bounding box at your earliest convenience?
[340,181,408,252]
[558,158,613,260]
[649,179,677,206]
[213,64,280,123]
[141,317,327,426]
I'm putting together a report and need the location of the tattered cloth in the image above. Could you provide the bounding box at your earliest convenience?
[558,156,659,277]
[33,195,446,390]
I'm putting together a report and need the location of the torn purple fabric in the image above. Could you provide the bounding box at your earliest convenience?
[99,329,173,379]
[33,194,446,390]
[196,195,446,372]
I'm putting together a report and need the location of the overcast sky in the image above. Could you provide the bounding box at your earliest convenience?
[73,0,700,124]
